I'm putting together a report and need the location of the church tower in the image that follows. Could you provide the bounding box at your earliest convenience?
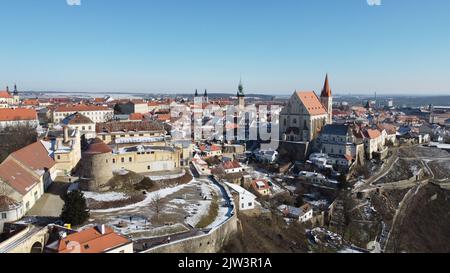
[320,74,333,124]
[237,79,245,109]
[203,89,208,104]
[13,84,20,104]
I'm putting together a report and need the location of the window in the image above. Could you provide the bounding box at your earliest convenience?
[248,202,252,207]
[242,204,245,209]
[1,213,6,219]
[293,118,297,124]
[147,166,151,170]
[26,201,30,209]
[112,159,116,164]
[57,155,61,160]
[129,157,132,162]
[82,126,85,130]
[121,158,125,163]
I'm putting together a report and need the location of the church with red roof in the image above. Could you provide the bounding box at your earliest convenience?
[280,74,333,142]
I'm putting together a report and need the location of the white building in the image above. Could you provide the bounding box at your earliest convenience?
[225,182,256,211]
[0,196,24,233]
[0,108,39,128]
[53,105,113,123]
[61,112,96,139]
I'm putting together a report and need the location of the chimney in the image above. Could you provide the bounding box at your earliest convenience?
[64,126,69,143]
[97,224,106,235]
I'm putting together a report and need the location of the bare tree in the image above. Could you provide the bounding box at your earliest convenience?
[0,122,37,163]
[149,193,163,219]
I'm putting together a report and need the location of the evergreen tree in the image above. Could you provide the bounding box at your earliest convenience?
[61,190,90,226]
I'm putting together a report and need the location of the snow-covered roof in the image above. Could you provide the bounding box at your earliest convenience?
[225,182,256,199]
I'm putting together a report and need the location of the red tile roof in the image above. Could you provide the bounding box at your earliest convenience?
[0,160,40,195]
[55,104,111,112]
[50,226,131,253]
[0,91,13,99]
[295,91,327,116]
[222,160,241,170]
[252,179,270,190]
[0,108,37,121]
[364,129,382,139]
[129,113,144,121]
[85,138,112,154]
[11,141,56,172]
[62,113,94,125]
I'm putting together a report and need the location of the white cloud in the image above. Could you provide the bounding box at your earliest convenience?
[67,0,81,6]
[367,0,382,6]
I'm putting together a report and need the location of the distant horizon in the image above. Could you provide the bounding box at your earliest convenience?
[21,89,450,97]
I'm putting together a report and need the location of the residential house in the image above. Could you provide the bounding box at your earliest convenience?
[279,203,314,223]
[225,182,257,211]
[251,179,271,196]
[45,225,133,253]
[61,112,96,139]
[0,196,23,233]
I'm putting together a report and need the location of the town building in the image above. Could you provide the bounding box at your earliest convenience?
[0,85,19,108]
[318,124,364,169]
[225,182,257,211]
[251,179,271,196]
[61,112,96,139]
[279,204,314,223]
[0,196,23,233]
[96,120,167,148]
[45,225,133,253]
[0,108,39,128]
[53,105,113,123]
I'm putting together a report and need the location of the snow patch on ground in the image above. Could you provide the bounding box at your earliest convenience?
[83,191,128,202]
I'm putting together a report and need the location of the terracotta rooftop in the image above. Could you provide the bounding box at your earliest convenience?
[96,120,164,133]
[364,129,382,139]
[129,113,145,121]
[0,108,37,121]
[10,141,56,172]
[0,91,13,99]
[55,104,112,112]
[85,138,113,154]
[0,160,40,195]
[48,225,131,253]
[295,91,327,116]
[222,160,241,170]
[61,112,94,125]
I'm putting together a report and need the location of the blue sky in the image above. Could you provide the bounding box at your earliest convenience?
[1,0,450,95]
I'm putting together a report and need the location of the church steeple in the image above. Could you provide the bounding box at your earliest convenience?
[321,74,332,98]
[320,74,333,124]
[237,78,244,98]
[13,84,18,95]
[194,89,198,97]
[6,86,9,93]
[204,89,208,97]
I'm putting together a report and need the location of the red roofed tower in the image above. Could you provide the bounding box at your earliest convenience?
[320,74,333,124]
